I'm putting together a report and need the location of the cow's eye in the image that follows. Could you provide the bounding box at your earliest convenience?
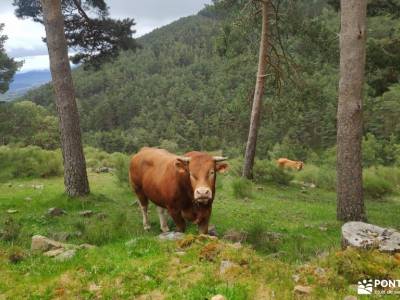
[209,170,215,177]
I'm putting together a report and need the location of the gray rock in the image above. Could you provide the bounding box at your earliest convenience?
[48,207,66,217]
[158,231,185,241]
[6,209,18,214]
[54,249,76,261]
[31,235,64,252]
[342,221,400,253]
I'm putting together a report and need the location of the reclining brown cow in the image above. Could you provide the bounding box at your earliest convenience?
[129,147,228,234]
[277,158,304,171]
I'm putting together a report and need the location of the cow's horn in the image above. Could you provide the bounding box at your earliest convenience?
[213,156,228,162]
[177,156,191,162]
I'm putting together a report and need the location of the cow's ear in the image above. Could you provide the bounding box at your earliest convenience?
[175,158,189,174]
[216,163,228,173]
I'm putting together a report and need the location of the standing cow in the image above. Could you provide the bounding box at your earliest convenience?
[129,147,228,234]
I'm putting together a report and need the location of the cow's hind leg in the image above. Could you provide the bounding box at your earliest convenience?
[136,193,151,231]
[157,207,170,233]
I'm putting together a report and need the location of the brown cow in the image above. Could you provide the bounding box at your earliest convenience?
[277,158,304,171]
[129,147,228,234]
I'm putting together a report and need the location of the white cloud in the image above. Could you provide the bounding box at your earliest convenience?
[0,11,46,57]
[16,55,50,73]
[1,0,212,72]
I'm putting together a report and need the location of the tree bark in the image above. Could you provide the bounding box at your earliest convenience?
[242,0,269,179]
[336,0,367,221]
[41,0,90,197]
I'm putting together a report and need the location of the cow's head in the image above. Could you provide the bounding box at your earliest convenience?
[297,161,304,171]
[175,152,228,204]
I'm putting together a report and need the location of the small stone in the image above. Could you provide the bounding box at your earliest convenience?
[222,230,247,243]
[158,231,185,241]
[48,207,66,217]
[89,283,101,292]
[95,167,111,173]
[79,243,96,249]
[32,184,44,189]
[43,248,65,257]
[175,251,186,256]
[314,267,325,276]
[211,295,227,300]
[231,242,242,249]
[6,209,18,214]
[343,296,357,300]
[219,260,239,275]
[208,224,218,236]
[54,249,76,261]
[319,226,327,231]
[24,197,32,201]
[78,210,93,217]
[97,212,107,220]
[293,285,313,295]
[292,274,300,282]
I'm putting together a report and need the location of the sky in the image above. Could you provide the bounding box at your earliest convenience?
[0,0,212,73]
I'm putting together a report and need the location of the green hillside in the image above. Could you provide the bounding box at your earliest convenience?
[3,0,400,163]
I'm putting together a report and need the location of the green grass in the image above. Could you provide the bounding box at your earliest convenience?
[1,172,400,299]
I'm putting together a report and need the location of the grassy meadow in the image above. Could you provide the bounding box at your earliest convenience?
[1,149,400,299]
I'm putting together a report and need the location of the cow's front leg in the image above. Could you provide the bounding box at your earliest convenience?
[157,206,170,232]
[168,208,186,232]
[198,217,210,235]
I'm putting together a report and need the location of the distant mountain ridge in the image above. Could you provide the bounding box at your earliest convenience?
[0,70,51,101]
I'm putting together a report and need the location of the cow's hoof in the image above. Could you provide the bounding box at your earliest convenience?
[144,225,151,231]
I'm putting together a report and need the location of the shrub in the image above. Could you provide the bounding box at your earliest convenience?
[363,168,393,199]
[231,177,253,199]
[253,159,294,186]
[112,152,131,186]
[294,164,336,190]
[0,146,62,181]
[362,133,383,167]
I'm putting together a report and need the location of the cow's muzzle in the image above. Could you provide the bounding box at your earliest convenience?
[194,187,212,204]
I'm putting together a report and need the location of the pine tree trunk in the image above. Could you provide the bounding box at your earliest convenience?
[336,0,367,221]
[41,0,90,197]
[242,0,269,179]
